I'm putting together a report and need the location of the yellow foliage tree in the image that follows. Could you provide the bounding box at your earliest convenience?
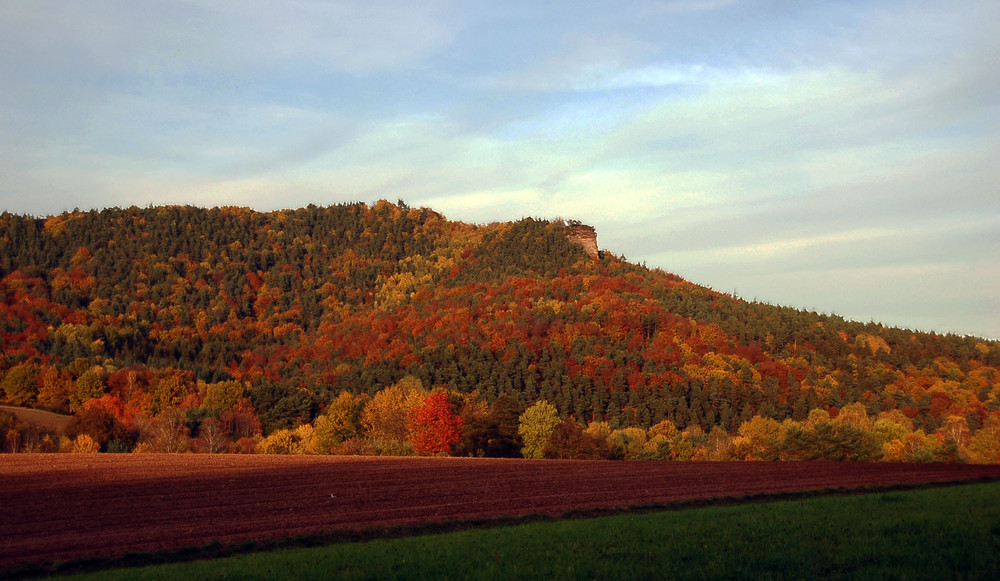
[876,409,913,431]
[969,416,1000,464]
[938,415,972,448]
[834,402,871,430]
[648,419,680,441]
[38,367,74,412]
[706,426,731,460]
[730,415,784,460]
[610,427,647,459]
[257,429,297,454]
[584,421,613,442]
[873,418,910,446]
[293,424,315,454]
[72,434,100,453]
[200,380,247,412]
[805,408,831,427]
[361,376,426,443]
[318,391,368,448]
[517,400,560,459]
[882,439,907,462]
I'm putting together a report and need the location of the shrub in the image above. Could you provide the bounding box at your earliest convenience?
[72,434,100,453]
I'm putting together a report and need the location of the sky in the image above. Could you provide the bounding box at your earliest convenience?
[1,1,998,339]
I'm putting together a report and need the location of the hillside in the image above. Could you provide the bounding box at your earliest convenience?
[2,201,998,460]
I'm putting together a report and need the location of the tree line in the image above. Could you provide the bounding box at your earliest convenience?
[5,375,998,463]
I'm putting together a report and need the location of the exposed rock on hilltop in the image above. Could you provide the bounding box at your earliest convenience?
[566,223,599,259]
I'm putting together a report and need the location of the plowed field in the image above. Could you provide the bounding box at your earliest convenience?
[3,454,999,570]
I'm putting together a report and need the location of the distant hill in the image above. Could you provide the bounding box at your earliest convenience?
[0,405,73,434]
[1,201,998,458]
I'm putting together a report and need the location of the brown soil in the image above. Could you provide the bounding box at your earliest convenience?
[2,454,999,571]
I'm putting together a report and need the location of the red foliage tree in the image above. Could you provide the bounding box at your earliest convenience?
[64,402,136,451]
[408,392,464,455]
[220,401,263,440]
[84,394,135,430]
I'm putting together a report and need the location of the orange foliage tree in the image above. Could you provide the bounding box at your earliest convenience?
[408,392,463,455]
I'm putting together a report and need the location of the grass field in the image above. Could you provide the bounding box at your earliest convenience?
[38,481,1000,581]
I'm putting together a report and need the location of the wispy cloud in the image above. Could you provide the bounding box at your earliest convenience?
[0,1,996,336]
[0,0,461,76]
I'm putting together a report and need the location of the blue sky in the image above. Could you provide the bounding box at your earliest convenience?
[1,1,998,338]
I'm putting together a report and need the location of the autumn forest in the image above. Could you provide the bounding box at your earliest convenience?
[2,201,998,462]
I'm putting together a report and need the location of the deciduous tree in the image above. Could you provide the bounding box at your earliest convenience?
[220,401,263,440]
[196,416,228,453]
[2,363,39,406]
[969,415,1000,464]
[70,369,107,413]
[544,417,607,459]
[361,376,426,443]
[37,366,73,412]
[200,380,246,412]
[408,392,463,455]
[518,400,560,459]
[135,408,190,453]
[318,391,368,446]
[455,393,523,458]
[730,415,784,460]
[64,402,135,451]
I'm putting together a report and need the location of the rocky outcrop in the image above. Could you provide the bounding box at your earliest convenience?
[566,223,600,260]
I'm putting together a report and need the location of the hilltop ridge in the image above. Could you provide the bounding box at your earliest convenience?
[1,202,998,460]
[557,220,600,259]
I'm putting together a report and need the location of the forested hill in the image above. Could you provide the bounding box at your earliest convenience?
[2,202,999,457]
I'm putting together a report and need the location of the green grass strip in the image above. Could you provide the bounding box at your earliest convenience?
[37,482,1000,580]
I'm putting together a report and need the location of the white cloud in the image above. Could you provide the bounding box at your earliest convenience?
[496,61,723,93]
[711,229,899,260]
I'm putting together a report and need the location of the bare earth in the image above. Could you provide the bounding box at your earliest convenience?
[2,454,999,570]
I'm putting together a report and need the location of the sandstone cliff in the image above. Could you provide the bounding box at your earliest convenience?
[566,223,600,259]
